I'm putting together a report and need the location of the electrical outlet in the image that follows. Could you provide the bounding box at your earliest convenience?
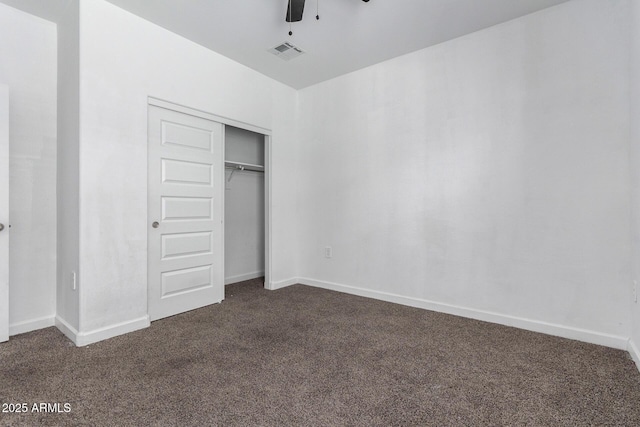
[71,271,77,291]
[324,247,332,259]
[634,280,638,303]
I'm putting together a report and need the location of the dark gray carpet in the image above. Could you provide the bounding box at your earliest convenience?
[1,278,640,426]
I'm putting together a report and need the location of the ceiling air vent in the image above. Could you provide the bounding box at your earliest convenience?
[268,42,305,61]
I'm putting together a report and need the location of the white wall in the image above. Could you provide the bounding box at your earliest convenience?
[56,0,80,335]
[630,0,640,367]
[74,0,297,341]
[225,126,265,284]
[268,87,300,288]
[297,0,631,347]
[0,3,57,334]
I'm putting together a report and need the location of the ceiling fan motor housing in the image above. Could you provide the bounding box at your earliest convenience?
[286,0,370,23]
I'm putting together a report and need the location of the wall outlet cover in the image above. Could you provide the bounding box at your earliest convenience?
[324,247,332,259]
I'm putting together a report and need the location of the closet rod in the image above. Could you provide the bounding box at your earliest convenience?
[224,161,264,173]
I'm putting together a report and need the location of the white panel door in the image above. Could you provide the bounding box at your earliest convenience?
[148,106,224,321]
[0,85,9,342]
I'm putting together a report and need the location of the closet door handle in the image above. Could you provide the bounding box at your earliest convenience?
[152,221,159,229]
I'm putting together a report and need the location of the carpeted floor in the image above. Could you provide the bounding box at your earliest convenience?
[1,278,640,426]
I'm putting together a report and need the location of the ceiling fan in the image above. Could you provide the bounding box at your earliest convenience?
[286,0,370,35]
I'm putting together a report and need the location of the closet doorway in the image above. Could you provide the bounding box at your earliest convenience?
[224,126,267,287]
[147,98,272,322]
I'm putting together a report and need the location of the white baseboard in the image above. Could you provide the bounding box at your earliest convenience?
[55,315,79,344]
[56,315,150,347]
[266,277,299,291]
[76,316,150,347]
[629,339,640,373]
[298,278,629,351]
[9,315,55,336]
[225,271,265,285]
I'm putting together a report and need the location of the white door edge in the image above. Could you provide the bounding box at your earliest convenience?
[264,135,273,289]
[0,84,9,343]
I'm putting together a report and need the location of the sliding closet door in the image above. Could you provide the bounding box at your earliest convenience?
[147,105,224,321]
[0,85,9,342]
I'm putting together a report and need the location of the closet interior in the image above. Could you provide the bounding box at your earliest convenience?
[224,125,265,286]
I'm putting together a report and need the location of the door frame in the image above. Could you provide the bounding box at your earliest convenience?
[147,97,273,294]
[263,134,273,289]
[0,84,9,343]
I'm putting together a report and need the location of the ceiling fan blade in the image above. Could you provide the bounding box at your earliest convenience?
[286,0,305,22]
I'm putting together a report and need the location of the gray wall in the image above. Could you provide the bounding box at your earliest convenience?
[56,0,80,334]
[629,0,640,365]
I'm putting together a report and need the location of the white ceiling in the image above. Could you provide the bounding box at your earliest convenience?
[1,0,570,89]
